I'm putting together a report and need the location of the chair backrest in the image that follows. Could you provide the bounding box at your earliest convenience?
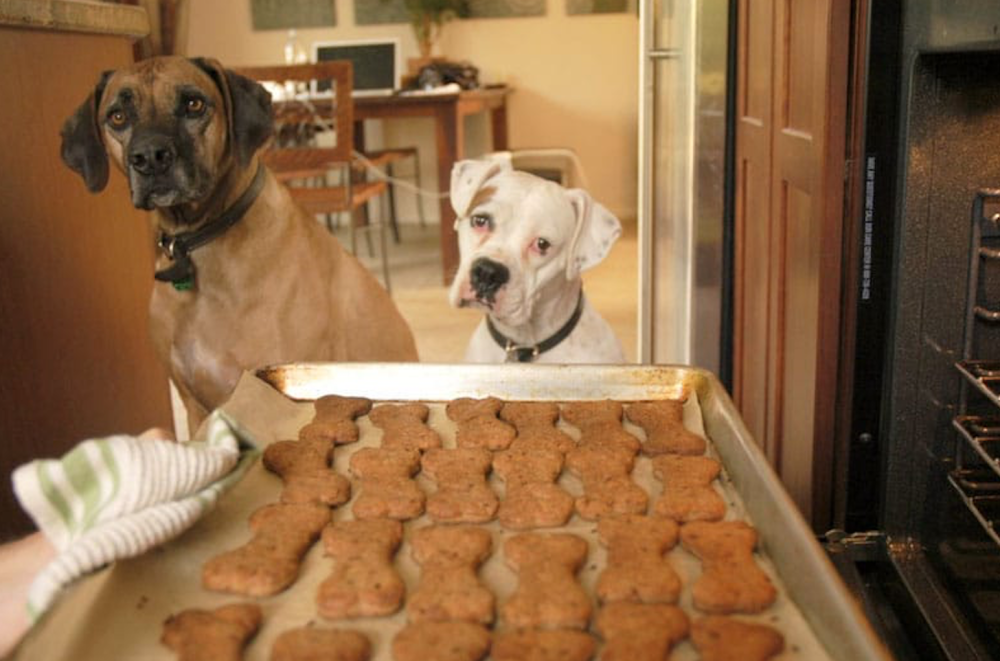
[485,149,590,189]
[234,61,354,169]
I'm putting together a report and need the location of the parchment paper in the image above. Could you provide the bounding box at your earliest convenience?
[13,370,832,661]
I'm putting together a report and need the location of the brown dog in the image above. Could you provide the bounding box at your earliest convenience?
[60,56,418,431]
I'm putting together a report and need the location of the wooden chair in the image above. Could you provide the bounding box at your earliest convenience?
[234,61,393,290]
[354,146,427,242]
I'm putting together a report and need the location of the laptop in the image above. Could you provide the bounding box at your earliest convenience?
[312,38,400,97]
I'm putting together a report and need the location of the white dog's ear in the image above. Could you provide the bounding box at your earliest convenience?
[565,188,622,279]
[450,159,509,220]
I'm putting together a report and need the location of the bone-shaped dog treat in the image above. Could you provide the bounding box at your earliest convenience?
[317,518,405,619]
[369,403,442,451]
[651,454,727,522]
[263,437,351,506]
[491,629,596,661]
[625,399,706,456]
[446,396,516,450]
[680,520,778,614]
[407,525,494,624]
[392,621,491,661]
[422,447,498,523]
[565,444,648,520]
[561,400,640,456]
[493,445,573,529]
[597,514,681,604]
[595,602,690,661]
[202,502,329,596]
[349,447,424,520]
[691,616,785,661]
[161,602,262,661]
[500,402,577,455]
[502,532,591,630]
[299,395,372,445]
[271,627,371,661]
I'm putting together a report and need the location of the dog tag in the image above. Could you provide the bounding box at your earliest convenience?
[172,276,194,291]
[154,251,196,291]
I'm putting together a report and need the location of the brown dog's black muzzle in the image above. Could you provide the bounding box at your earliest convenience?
[124,124,203,210]
[128,131,177,177]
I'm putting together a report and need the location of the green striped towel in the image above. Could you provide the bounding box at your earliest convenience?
[12,410,258,620]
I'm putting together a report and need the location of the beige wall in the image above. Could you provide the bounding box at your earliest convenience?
[184,0,639,221]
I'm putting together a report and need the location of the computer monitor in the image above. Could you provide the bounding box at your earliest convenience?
[312,38,400,96]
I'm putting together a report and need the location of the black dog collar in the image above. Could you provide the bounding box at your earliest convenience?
[487,292,585,363]
[154,163,266,291]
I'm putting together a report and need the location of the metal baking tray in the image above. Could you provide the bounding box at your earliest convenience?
[256,362,890,661]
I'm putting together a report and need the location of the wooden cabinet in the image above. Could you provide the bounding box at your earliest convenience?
[732,0,851,529]
[0,3,172,538]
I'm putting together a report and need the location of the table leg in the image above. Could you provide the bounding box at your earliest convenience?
[490,104,509,151]
[435,104,464,285]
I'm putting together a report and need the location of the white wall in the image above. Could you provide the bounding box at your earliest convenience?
[184,0,639,221]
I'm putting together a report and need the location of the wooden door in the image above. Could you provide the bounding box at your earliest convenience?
[733,0,851,528]
[0,26,173,538]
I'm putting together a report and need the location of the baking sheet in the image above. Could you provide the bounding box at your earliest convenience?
[12,364,889,661]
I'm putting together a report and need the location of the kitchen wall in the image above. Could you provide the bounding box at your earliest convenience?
[184,0,639,220]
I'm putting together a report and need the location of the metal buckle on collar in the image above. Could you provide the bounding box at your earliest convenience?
[504,341,540,363]
[159,233,179,259]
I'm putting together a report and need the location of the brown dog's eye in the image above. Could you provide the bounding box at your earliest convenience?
[185,97,206,116]
[107,110,128,129]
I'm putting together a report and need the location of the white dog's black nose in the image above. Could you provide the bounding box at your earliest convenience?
[471,257,509,302]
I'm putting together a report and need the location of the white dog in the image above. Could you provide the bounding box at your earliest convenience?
[448,157,626,363]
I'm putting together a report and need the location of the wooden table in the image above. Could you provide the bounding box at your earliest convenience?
[353,85,511,284]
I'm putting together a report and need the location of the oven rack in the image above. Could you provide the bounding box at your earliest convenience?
[956,360,1000,409]
[953,191,1000,551]
[951,414,1000,479]
[953,363,1000,550]
[946,469,1000,548]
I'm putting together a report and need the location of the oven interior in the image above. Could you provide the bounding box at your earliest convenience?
[836,47,1000,660]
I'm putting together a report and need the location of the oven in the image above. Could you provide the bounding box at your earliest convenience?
[831,2,1000,659]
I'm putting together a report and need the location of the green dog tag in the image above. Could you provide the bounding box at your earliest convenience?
[172,277,194,291]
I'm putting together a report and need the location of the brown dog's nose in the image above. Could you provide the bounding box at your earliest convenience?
[128,134,176,176]
[470,257,509,303]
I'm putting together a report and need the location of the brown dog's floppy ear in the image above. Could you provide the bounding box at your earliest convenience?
[193,57,273,166]
[60,71,112,193]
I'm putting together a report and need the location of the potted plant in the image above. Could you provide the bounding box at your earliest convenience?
[401,0,469,65]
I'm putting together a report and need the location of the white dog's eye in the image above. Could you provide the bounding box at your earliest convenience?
[534,237,552,255]
[470,213,493,231]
